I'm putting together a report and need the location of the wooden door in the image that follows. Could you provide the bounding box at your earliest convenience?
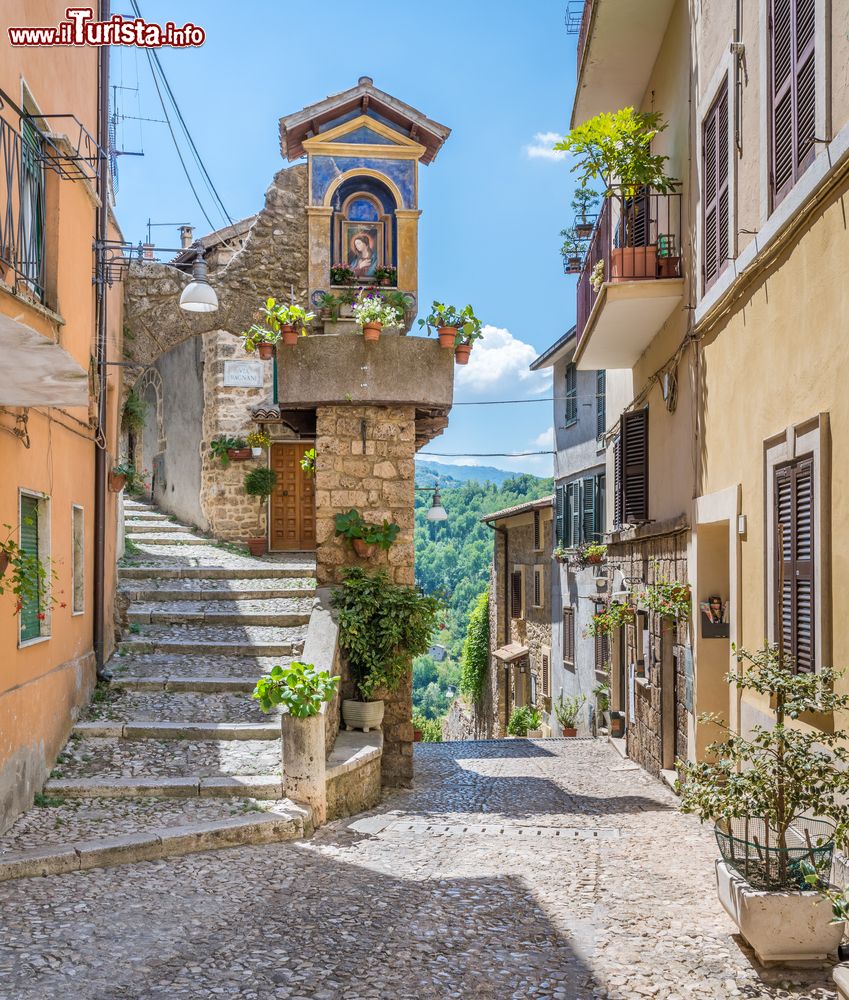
[270,442,315,551]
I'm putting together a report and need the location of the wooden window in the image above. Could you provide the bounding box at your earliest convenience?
[72,505,84,614]
[533,565,543,608]
[615,409,649,528]
[595,630,610,672]
[533,509,541,550]
[511,569,524,620]
[769,0,816,209]
[563,606,575,665]
[19,494,42,642]
[541,650,551,697]
[565,474,605,546]
[20,118,46,301]
[775,456,815,672]
[596,369,606,439]
[703,80,729,289]
[565,363,577,424]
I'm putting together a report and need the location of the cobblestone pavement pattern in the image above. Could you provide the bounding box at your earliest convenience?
[0,739,839,1000]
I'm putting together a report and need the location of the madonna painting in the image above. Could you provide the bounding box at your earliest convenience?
[346,226,379,279]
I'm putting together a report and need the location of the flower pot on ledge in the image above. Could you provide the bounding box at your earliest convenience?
[437,326,457,349]
[611,245,658,281]
[454,343,472,365]
[246,537,267,557]
[281,325,299,346]
[228,448,252,462]
[108,472,127,493]
[362,322,382,342]
[352,538,377,559]
[342,698,384,733]
[561,727,577,738]
[257,343,275,360]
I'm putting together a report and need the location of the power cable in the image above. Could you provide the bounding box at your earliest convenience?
[419,451,555,458]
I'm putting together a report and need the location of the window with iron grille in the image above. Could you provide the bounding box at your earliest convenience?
[775,456,815,672]
[596,370,606,439]
[703,80,730,290]
[19,118,46,299]
[563,606,575,665]
[614,409,648,529]
[565,363,577,424]
[769,0,816,210]
[511,569,524,620]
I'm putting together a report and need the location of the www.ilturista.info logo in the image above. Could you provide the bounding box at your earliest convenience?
[8,7,205,48]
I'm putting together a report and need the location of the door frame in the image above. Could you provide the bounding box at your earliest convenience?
[268,439,316,552]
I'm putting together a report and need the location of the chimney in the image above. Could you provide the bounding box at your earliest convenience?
[179,225,194,249]
[141,242,154,260]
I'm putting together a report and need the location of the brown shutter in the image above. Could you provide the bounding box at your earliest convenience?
[621,409,649,524]
[594,630,609,672]
[703,81,730,289]
[534,568,541,607]
[775,457,815,673]
[542,653,550,697]
[613,437,623,529]
[533,510,541,550]
[511,570,523,620]
[563,606,575,665]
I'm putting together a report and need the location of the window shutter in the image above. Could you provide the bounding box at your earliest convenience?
[703,81,729,288]
[511,570,523,620]
[565,364,577,423]
[594,474,605,540]
[613,437,623,529]
[542,653,551,697]
[581,476,596,544]
[568,481,581,547]
[19,496,41,641]
[596,370,606,438]
[555,485,565,546]
[770,0,816,208]
[534,568,541,607]
[594,630,609,672]
[775,458,815,673]
[533,510,541,550]
[563,606,575,665]
[621,409,649,524]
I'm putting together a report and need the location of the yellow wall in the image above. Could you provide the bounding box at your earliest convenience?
[0,1,123,828]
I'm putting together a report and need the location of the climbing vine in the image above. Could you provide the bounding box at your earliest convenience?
[460,587,489,703]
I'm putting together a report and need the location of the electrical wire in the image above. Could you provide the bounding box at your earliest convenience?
[452,395,602,405]
[419,450,555,458]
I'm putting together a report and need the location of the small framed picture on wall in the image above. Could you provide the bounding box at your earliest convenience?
[700,595,729,639]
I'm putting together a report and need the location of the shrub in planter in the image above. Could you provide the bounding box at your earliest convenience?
[275,303,315,344]
[677,645,849,964]
[573,541,607,568]
[243,466,278,556]
[374,264,398,286]
[506,706,534,737]
[352,288,403,341]
[330,262,356,286]
[241,322,279,359]
[586,600,634,638]
[246,430,270,458]
[334,509,399,559]
[111,462,149,496]
[210,436,249,467]
[332,567,442,732]
[554,693,585,736]
[253,660,340,717]
[552,545,569,564]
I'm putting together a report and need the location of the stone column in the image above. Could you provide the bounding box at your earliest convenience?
[314,403,416,788]
[307,206,333,303]
[282,712,326,825]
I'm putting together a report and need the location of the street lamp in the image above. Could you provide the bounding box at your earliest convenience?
[179,246,218,313]
[426,481,448,522]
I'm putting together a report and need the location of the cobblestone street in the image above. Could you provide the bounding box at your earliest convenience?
[0,739,839,1000]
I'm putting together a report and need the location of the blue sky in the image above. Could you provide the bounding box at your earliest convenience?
[110,0,581,477]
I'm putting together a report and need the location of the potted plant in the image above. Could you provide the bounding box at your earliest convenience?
[574,541,607,568]
[275,303,315,345]
[593,682,610,730]
[227,438,251,463]
[300,447,316,477]
[590,259,605,292]
[253,660,339,717]
[352,288,403,342]
[556,108,676,281]
[110,463,149,495]
[0,522,59,617]
[609,710,626,738]
[316,292,341,322]
[640,577,691,621]
[210,436,238,468]
[572,187,600,238]
[677,645,849,965]
[330,262,356,286]
[246,429,270,458]
[332,567,442,733]
[243,466,278,556]
[418,302,482,359]
[374,264,397,286]
[109,463,129,492]
[552,545,569,564]
[560,227,585,275]
[506,706,539,738]
[527,707,544,739]
[657,233,680,279]
[334,509,400,559]
[453,305,483,366]
[586,600,635,638]
[554,693,586,736]
[241,322,279,360]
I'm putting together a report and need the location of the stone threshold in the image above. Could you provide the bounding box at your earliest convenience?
[608,735,628,759]
[73,721,280,741]
[0,807,311,883]
[45,775,284,799]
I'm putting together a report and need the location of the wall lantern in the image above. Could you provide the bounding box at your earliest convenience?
[416,479,448,522]
[179,249,219,313]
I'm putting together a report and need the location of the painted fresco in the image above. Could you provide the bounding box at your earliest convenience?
[329,125,402,145]
[311,155,415,209]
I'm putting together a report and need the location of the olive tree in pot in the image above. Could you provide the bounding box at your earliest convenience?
[554,693,586,737]
[243,466,278,557]
[677,645,849,965]
[332,567,442,733]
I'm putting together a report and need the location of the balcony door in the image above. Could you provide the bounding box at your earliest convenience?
[269,442,315,551]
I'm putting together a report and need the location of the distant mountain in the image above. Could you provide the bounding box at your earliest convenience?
[415,459,543,488]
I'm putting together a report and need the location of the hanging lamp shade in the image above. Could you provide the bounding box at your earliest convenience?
[179,252,218,313]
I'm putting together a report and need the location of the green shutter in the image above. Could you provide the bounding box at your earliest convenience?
[555,485,565,546]
[19,496,40,641]
[581,476,596,543]
[594,474,606,540]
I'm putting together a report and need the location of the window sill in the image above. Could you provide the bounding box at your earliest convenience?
[19,634,51,649]
[563,418,578,429]
[635,674,650,690]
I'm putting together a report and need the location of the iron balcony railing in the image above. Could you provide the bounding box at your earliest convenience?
[576,187,683,345]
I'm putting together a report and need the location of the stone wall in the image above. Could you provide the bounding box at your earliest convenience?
[442,698,480,741]
[314,403,417,788]
[607,525,690,777]
[325,755,382,821]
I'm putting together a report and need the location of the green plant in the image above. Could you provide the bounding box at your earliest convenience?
[300,447,316,477]
[352,289,403,330]
[246,429,271,450]
[374,264,398,284]
[332,567,442,701]
[586,601,634,638]
[317,292,341,320]
[383,289,414,314]
[527,707,542,730]
[277,303,315,331]
[554,693,586,729]
[210,436,247,468]
[121,391,148,432]
[334,509,400,551]
[571,187,601,220]
[112,463,149,495]
[555,107,676,196]
[507,706,534,736]
[413,713,443,742]
[0,522,59,617]
[330,262,356,285]
[677,645,849,887]
[641,578,691,620]
[593,683,610,713]
[560,226,585,259]
[552,545,569,563]
[244,466,278,536]
[241,323,279,353]
[418,302,484,345]
[574,541,607,567]
[252,661,340,718]
[460,588,489,703]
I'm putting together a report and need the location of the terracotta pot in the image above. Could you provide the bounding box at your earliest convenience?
[281,325,299,346]
[609,712,625,738]
[362,322,382,342]
[227,448,252,462]
[0,550,9,577]
[561,727,577,737]
[657,255,681,278]
[352,537,377,558]
[108,472,127,493]
[257,342,274,360]
[587,553,604,565]
[246,537,267,557]
[437,326,457,349]
[342,698,384,733]
[413,728,423,742]
[610,245,658,281]
[454,343,472,365]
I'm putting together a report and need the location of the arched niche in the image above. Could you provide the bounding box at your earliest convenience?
[327,173,399,284]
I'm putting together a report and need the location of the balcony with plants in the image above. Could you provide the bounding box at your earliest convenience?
[557,108,685,370]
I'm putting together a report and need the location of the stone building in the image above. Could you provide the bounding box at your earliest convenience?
[477,498,554,738]
[123,77,454,788]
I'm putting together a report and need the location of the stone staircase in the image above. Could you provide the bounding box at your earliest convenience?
[0,498,319,881]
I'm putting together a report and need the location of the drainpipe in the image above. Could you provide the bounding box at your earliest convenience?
[732,0,744,154]
[93,0,111,681]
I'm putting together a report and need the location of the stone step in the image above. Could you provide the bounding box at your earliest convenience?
[122,511,170,521]
[124,499,154,511]
[113,676,259,693]
[0,802,310,882]
[118,621,305,657]
[73,721,280,741]
[125,532,211,546]
[50,736,282,782]
[44,775,284,799]
[119,555,316,576]
[119,577,315,601]
[109,652,290,683]
[124,521,190,534]
[126,597,312,627]
[83,688,276,724]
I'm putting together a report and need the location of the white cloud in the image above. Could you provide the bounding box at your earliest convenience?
[455,325,550,397]
[524,131,566,161]
[533,427,554,449]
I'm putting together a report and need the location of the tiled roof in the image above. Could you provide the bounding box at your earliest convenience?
[481,495,554,524]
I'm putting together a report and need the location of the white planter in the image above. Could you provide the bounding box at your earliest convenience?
[527,728,544,739]
[716,860,843,965]
[342,698,384,733]
[251,447,262,458]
